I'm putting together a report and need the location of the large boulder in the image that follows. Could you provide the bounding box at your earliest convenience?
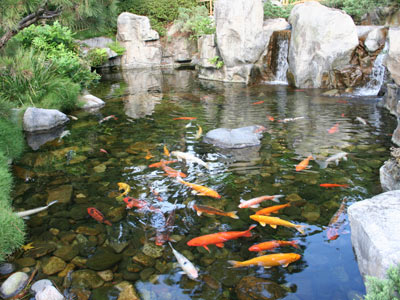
[348,191,400,280]
[117,12,162,69]
[162,24,197,65]
[380,159,400,191]
[203,125,266,148]
[23,108,69,132]
[288,1,359,88]
[384,27,400,86]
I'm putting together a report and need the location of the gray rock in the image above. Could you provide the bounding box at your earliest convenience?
[236,276,288,300]
[203,125,266,148]
[288,2,358,88]
[380,159,400,191]
[25,126,66,151]
[364,27,386,52]
[348,191,400,281]
[31,279,53,294]
[86,248,122,271]
[23,107,69,132]
[117,12,161,69]
[79,94,105,110]
[71,269,104,289]
[35,286,65,300]
[0,272,29,299]
[0,263,16,276]
[381,84,400,116]
[197,34,218,69]
[163,24,197,65]
[385,27,400,86]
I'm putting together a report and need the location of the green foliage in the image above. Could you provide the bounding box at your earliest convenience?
[87,48,109,67]
[208,56,224,69]
[15,22,100,88]
[0,107,25,160]
[0,48,81,111]
[107,41,126,56]
[363,264,400,300]
[174,6,215,40]
[118,0,198,35]
[264,1,293,19]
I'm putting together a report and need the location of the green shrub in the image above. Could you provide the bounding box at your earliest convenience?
[264,1,293,19]
[107,41,126,56]
[118,0,198,35]
[208,56,224,69]
[363,264,400,300]
[174,6,215,40]
[0,104,25,160]
[0,49,81,111]
[15,22,100,88]
[87,48,109,67]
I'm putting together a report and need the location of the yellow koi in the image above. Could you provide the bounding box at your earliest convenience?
[164,145,170,157]
[117,182,131,197]
[177,178,221,199]
[228,253,301,268]
[195,125,203,140]
[250,215,305,234]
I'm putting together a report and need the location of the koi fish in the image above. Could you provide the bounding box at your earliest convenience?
[255,203,291,215]
[254,126,267,133]
[148,160,178,168]
[192,204,238,219]
[228,253,301,268]
[238,195,284,209]
[278,117,305,123]
[341,113,345,117]
[100,148,108,154]
[249,215,305,234]
[145,150,154,160]
[249,240,299,252]
[177,178,221,199]
[326,198,348,240]
[16,200,58,218]
[173,117,197,120]
[296,155,313,171]
[252,100,264,105]
[68,115,78,121]
[150,188,163,202]
[155,201,177,245]
[161,164,187,178]
[317,152,348,169]
[328,123,339,134]
[123,197,149,209]
[187,225,256,252]
[164,145,170,157]
[267,116,275,122]
[356,117,368,125]
[99,115,118,124]
[194,125,203,140]
[87,207,112,226]
[169,243,198,280]
[118,182,131,196]
[320,183,349,188]
[171,151,209,169]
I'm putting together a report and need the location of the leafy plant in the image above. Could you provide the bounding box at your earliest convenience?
[174,6,216,40]
[208,56,224,69]
[86,48,109,67]
[362,264,400,300]
[106,41,126,56]
[264,1,293,19]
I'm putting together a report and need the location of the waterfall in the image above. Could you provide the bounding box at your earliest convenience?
[264,30,290,85]
[354,42,388,96]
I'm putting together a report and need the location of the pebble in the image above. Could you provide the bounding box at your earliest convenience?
[0,272,29,299]
[31,279,53,294]
[0,263,15,276]
[35,285,65,300]
[42,256,67,275]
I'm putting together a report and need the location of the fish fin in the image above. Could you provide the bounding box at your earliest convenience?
[270,224,277,229]
[216,243,224,248]
[296,225,306,235]
[227,260,241,268]
[316,160,328,169]
[272,195,285,203]
[104,220,112,226]
[282,263,289,268]
[291,241,300,249]
[249,204,260,208]
[47,200,59,207]
[22,216,30,220]
[203,245,210,252]
[260,222,266,227]
[228,211,239,219]
[197,211,202,216]
[256,251,267,257]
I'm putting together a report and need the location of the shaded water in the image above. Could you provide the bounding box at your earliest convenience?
[13,69,396,300]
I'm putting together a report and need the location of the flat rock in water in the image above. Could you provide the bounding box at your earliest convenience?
[86,248,122,271]
[31,279,53,294]
[348,190,400,280]
[203,125,266,149]
[35,285,65,300]
[0,272,29,299]
[23,107,69,132]
[236,276,288,300]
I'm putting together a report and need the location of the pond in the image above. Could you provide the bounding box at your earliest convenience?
[12,69,396,300]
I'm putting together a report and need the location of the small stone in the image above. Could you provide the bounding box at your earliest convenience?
[97,270,114,282]
[26,242,57,258]
[155,260,168,273]
[106,206,126,222]
[236,276,287,300]
[86,248,122,271]
[75,226,101,236]
[60,232,76,244]
[58,263,75,277]
[49,228,60,235]
[36,286,64,300]
[31,279,53,294]
[132,253,154,267]
[70,288,91,300]
[0,263,16,276]
[47,184,73,204]
[140,268,155,281]
[76,193,87,198]
[94,164,107,173]
[54,245,79,262]
[71,269,104,289]
[15,257,36,267]
[286,194,303,202]
[42,256,67,275]
[0,272,29,299]
[142,243,163,258]
[71,257,87,268]
[115,281,140,300]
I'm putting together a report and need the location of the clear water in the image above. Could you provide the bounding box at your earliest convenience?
[12,69,396,300]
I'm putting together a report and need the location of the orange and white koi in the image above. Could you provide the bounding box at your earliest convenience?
[169,243,198,279]
[296,155,313,171]
[320,183,349,188]
[171,151,209,169]
[238,195,284,209]
[117,182,131,196]
[148,160,178,168]
[228,253,301,268]
[99,115,118,124]
[187,225,256,252]
[255,203,291,215]
[161,164,187,178]
[192,204,238,219]
[328,123,339,134]
[177,178,221,198]
[173,117,197,120]
[249,240,299,252]
[250,215,305,234]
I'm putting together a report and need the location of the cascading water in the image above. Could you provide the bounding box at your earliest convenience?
[267,36,289,85]
[354,42,388,96]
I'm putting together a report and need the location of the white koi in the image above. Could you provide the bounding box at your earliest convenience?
[356,117,368,125]
[16,200,58,218]
[169,243,198,280]
[317,152,348,169]
[171,151,209,169]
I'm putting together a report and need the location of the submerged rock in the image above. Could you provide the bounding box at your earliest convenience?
[35,286,65,300]
[0,272,29,299]
[0,263,16,276]
[71,269,104,289]
[86,248,122,271]
[42,256,67,275]
[31,279,53,294]
[203,125,266,149]
[236,276,288,300]
[115,281,141,300]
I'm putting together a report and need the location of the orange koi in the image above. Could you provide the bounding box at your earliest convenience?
[177,178,221,199]
[228,253,301,268]
[148,160,178,168]
[252,100,264,105]
[123,197,148,209]
[295,155,313,171]
[239,195,284,209]
[193,204,238,219]
[145,149,154,160]
[336,100,348,104]
[164,145,170,157]
[320,183,349,188]
[255,203,291,215]
[267,116,275,122]
[161,164,187,178]
[187,225,256,252]
[250,215,305,234]
[99,115,118,124]
[100,148,108,154]
[328,123,339,134]
[249,240,299,252]
[173,117,197,120]
[87,207,112,226]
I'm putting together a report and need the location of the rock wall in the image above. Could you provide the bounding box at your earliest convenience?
[385,27,400,86]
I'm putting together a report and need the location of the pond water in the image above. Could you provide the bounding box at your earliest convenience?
[12,69,396,300]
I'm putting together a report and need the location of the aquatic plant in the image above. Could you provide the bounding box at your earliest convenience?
[363,264,400,300]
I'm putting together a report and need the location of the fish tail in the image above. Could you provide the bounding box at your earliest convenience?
[47,200,58,207]
[272,195,285,203]
[315,160,328,169]
[228,211,239,219]
[104,220,112,226]
[227,260,242,268]
[295,225,305,235]
[291,240,300,249]
[243,224,257,237]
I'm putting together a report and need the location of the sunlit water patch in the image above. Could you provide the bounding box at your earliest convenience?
[12,69,396,300]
